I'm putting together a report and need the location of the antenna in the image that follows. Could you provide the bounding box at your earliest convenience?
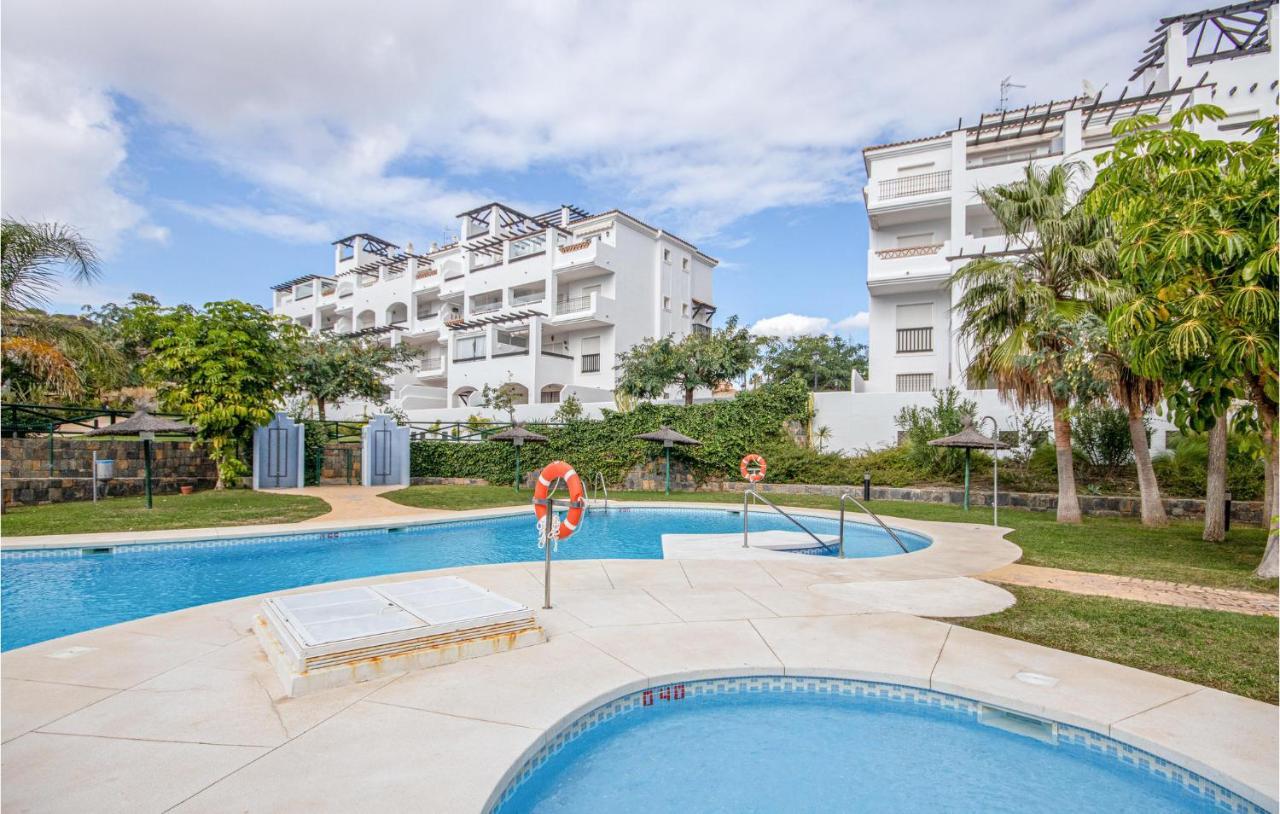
[999,76,1026,111]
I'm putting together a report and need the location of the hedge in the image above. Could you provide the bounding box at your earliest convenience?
[409,379,810,485]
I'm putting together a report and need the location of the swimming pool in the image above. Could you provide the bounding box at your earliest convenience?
[0,507,928,650]
[493,676,1257,813]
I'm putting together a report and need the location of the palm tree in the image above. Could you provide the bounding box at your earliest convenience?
[1,220,118,401]
[952,163,1113,524]
[1093,344,1168,526]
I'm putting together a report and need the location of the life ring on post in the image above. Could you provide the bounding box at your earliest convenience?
[740,454,767,483]
[533,461,586,539]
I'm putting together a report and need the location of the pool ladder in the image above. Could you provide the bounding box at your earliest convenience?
[741,489,838,555]
[589,472,609,509]
[838,492,909,555]
[739,490,909,557]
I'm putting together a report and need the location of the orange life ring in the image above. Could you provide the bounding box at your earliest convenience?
[533,460,586,539]
[740,454,767,483]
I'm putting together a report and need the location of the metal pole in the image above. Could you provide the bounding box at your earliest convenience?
[979,415,999,527]
[143,439,154,510]
[862,472,871,501]
[48,422,55,475]
[93,451,99,504]
[665,446,672,495]
[963,448,971,511]
[514,445,521,492]
[543,496,554,609]
[838,498,845,558]
[742,488,750,547]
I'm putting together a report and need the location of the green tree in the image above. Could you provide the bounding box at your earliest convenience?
[145,300,302,488]
[761,334,868,391]
[553,393,584,422]
[616,316,760,406]
[894,387,979,479]
[952,162,1114,524]
[1089,107,1277,570]
[290,332,415,419]
[0,220,122,402]
[479,377,520,423]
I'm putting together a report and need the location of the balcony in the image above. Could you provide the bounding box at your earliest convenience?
[878,170,950,200]
[555,296,593,315]
[896,326,933,353]
[553,236,616,280]
[548,292,615,329]
[416,357,446,380]
[875,244,945,260]
[510,292,545,307]
[471,300,504,316]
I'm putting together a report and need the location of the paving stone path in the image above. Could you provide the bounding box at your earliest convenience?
[982,563,1279,617]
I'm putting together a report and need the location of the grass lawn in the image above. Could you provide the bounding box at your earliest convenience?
[949,585,1279,704]
[2,490,330,536]
[381,485,1276,592]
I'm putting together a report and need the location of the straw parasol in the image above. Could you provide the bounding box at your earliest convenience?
[86,410,196,509]
[489,424,549,491]
[633,426,701,494]
[928,418,1008,511]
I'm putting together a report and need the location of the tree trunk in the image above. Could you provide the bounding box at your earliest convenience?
[1125,397,1167,527]
[317,397,326,420]
[1252,387,1278,578]
[684,387,694,406]
[1051,397,1082,524]
[1202,416,1228,542]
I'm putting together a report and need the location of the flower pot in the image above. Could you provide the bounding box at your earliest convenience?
[180,485,194,496]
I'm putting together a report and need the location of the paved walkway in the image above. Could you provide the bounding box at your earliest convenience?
[276,485,452,523]
[983,563,1280,617]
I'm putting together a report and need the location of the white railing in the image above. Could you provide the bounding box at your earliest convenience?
[555,295,592,315]
[471,300,503,315]
[875,244,944,259]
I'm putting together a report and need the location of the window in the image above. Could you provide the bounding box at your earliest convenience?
[896,303,933,353]
[663,296,671,311]
[681,257,689,271]
[454,334,487,362]
[896,232,935,249]
[681,303,689,317]
[663,248,671,263]
[896,373,933,392]
[581,336,601,373]
[540,385,563,404]
[494,327,529,356]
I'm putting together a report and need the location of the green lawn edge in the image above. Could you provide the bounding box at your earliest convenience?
[2,490,330,536]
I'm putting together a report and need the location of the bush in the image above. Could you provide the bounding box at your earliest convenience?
[894,387,978,479]
[410,379,811,485]
[1153,432,1265,501]
[1072,404,1134,472]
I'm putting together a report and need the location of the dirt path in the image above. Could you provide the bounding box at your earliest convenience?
[981,563,1278,617]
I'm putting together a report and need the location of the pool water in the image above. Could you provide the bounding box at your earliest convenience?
[496,677,1245,814]
[0,508,928,650]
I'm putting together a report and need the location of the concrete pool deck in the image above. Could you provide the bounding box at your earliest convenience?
[2,503,1277,812]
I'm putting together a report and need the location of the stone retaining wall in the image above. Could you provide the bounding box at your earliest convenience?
[2,437,217,508]
[691,481,1264,525]
[320,444,361,484]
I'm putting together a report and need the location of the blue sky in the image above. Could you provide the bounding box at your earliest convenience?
[1,0,1189,340]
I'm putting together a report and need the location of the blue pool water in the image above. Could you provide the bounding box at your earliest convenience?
[0,508,928,650]
[496,677,1244,814]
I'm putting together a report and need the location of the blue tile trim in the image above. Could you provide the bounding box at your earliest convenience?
[488,675,1266,814]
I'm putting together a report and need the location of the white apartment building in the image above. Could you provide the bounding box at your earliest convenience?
[272,203,716,418]
[817,1,1277,451]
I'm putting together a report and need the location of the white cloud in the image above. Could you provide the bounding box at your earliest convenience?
[751,313,834,339]
[752,311,870,338]
[169,202,331,244]
[0,0,1171,245]
[834,311,870,331]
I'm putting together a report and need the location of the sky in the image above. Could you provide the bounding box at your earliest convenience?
[1,0,1195,342]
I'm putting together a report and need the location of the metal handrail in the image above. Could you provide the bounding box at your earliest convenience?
[742,489,835,552]
[839,493,909,556]
[590,472,609,508]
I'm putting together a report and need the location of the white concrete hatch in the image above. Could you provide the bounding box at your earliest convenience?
[256,576,544,696]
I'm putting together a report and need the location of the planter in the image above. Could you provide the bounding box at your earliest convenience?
[180,485,194,495]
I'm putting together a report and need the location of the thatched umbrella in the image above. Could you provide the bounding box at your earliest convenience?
[928,418,1008,511]
[489,424,549,491]
[633,426,701,494]
[86,410,196,509]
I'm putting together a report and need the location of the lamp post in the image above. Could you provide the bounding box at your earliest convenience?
[978,415,1000,527]
[512,436,524,491]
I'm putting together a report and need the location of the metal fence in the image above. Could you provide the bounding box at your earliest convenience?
[0,403,190,438]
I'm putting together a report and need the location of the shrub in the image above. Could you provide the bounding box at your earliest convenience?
[1072,404,1134,473]
[894,387,978,479]
[1153,432,1264,501]
[552,394,584,422]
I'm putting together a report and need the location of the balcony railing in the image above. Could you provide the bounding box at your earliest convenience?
[878,170,950,200]
[896,327,933,353]
[416,268,437,280]
[876,244,944,260]
[511,293,545,306]
[581,353,601,373]
[556,295,592,315]
[471,301,503,315]
[558,238,592,254]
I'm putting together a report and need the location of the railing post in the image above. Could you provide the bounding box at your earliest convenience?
[543,496,554,609]
[742,488,749,548]
[838,496,846,559]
